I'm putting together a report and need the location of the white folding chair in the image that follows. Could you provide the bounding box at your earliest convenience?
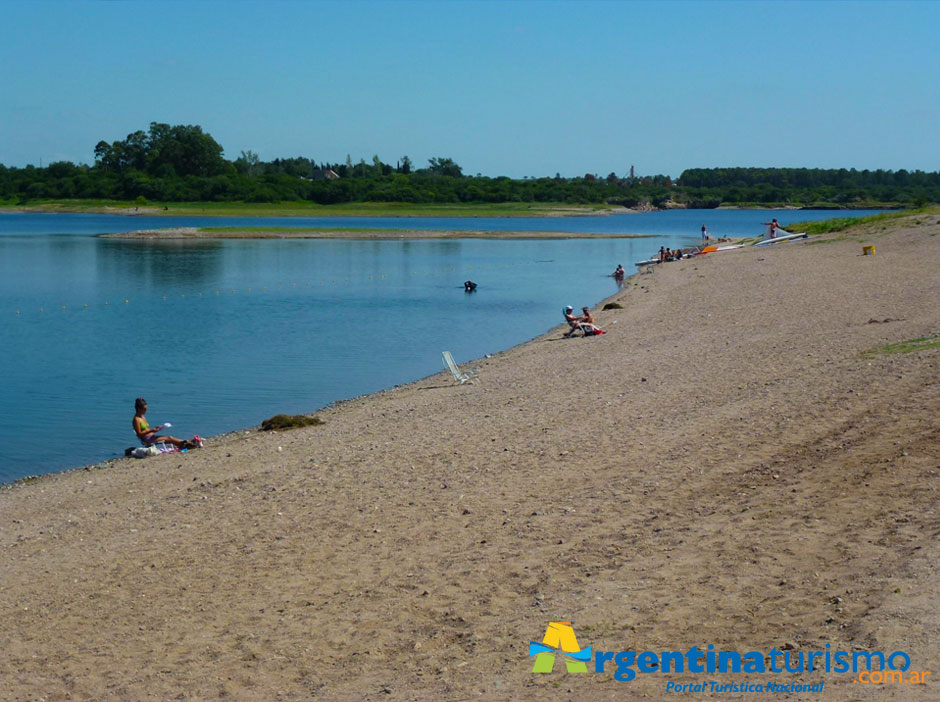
[442,350,479,384]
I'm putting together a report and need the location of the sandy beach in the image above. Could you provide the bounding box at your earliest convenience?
[1,214,938,700]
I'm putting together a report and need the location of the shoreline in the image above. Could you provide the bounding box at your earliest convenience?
[2,213,937,700]
[2,226,749,487]
[2,261,641,488]
[0,224,881,489]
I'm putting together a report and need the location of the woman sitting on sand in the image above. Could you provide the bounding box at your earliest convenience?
[133,397,192,449]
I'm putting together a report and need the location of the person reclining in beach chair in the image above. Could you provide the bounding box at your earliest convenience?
[562,306,582,337]
[565,306,605,337]
[133,397,199,450]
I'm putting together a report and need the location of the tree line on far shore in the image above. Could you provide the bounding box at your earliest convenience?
[2,122,939,208]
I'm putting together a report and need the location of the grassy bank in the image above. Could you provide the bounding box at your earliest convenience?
[0,199,625,218]
[784,206,939,236]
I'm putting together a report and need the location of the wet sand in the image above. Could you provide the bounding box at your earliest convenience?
[1,214,938,701]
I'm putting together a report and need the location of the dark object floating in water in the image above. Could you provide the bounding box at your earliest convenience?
[464,280,478,292]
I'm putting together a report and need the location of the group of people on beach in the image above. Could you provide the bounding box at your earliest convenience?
[649,223,736,264]
[658,246,690,262]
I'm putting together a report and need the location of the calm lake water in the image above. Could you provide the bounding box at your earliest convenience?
[0,209,883,482]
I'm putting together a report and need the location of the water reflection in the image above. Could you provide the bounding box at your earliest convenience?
[97,239,224,289]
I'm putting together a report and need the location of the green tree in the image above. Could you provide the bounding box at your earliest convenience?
[146,122,227,177]
[235,150,261,177]
[428,157,462,177]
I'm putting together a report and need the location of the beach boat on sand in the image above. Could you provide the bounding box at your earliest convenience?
[750,223,809,247]
[689,244,746,256]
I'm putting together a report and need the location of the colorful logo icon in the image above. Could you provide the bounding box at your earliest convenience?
[530,622,592,673]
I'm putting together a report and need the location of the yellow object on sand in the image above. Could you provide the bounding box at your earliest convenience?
[863,245,876,256]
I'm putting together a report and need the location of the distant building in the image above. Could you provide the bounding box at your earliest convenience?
[311,168,340,180]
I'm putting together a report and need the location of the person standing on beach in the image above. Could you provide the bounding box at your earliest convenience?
[701,225,709,244]
[762,218,781,239]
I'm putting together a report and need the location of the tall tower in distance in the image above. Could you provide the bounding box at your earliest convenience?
[630,165,635,179]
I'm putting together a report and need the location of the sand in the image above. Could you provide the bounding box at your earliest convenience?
[1,214,938,701]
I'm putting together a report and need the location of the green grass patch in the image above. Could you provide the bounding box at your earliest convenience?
[806,235,865,246]
[859,335,940,359]
[784,207,939,236]
[260,414,324,431]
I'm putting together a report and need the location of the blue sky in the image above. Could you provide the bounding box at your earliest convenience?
[1,0,937,178]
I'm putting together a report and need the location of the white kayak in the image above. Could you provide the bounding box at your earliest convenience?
[753,232,808,247]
